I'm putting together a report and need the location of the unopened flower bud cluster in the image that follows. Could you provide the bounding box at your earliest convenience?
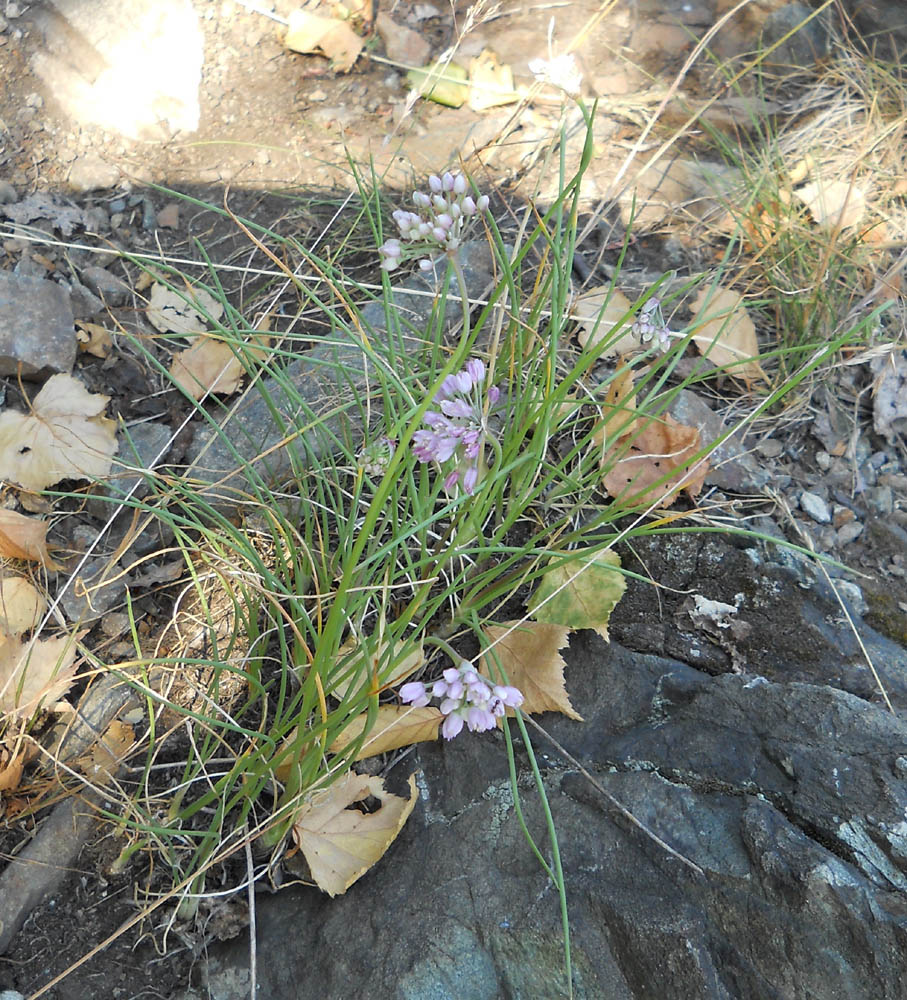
[380,172,490,273]
[400,660,524,740]
[632,296,672,353]
[357,436,396,478]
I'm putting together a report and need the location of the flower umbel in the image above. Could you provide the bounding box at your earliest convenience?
[412,358,499,494]
[357,436,396,479]
[380,171,490,273]
[400,661,524,740]
[632,296,672,353]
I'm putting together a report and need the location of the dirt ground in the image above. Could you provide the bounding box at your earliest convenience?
[0,0,905,997]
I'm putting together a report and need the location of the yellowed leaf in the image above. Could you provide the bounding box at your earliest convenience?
[330,705,442,761]
[602,414,708,508]
[0,374,118,492]
[329,637,423,702]
[285,9,364,71]
[794,178,865,230]
[480,621,580,720]
[0,577,46,636]
[0,630,85,719]
[76,322,113,359]
[291,771,417,896]
[572,287,640,358]
[468,50,518,111]
[0,510,61,570]
[689,287,767,386]
[147,281,225,335]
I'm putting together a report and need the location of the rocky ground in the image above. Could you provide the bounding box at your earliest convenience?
[0,0,906,998]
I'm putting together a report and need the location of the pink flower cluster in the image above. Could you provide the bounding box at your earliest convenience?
[400,660,524,740]
[412,358,499,494]
[632,296,672,352]
[380,171,490,272]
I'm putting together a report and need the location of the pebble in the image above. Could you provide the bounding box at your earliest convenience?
[68,154,121,192]
[867,485,894,515]
[81,265,130,306]
[835,580,867,617]
[800,491,831,524]
[0,271,77,377]
[757,439,783,458]
[67,280,105,319]
[156,202,180,229]
[815,450,832,471]
[0,179,17,204]
[837,522,863,546]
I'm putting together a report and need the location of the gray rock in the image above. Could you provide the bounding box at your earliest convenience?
[59,555,127,622]
[800,490,831,523]
[762,2,831,69]
[80,265,130,305]
[67,280,104,319]
[185,242,498,503]
[0,180,17,204]
[837,521,864,546]
[206,637,907,999]
[0,270,76,377]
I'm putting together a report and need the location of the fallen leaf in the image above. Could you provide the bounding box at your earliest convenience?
[147,281,225,335]
[0,510,60,569]
[329,637,424,702]
[0,745,31,793]
[285,8,364,72]
[169,335,269,399]
[291,771,417,896]
[591,363,638,453]
[794,178,866,230]
[572,288,640,358]
[481,621,579,718]
[76,322,113,359]
[0,630,85,719]
[602,414,708,508]
[0,374,118,492]
[0,577,46,635]
[407,60,469,107]
[689,286,767,386]
[529,549,627,639]
[468,50,518,111]
[79,719,136,783]
[329,705,443,760]
[528,547,626,639]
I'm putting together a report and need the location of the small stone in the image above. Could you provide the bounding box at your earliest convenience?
[375,11,431,66]
[59,556,127,623]
[25,92,43,109]
[867,485,894,515]
[68,154,121,192]
[68,280,105,319]
[254,148,270,166]
[833,505,855,529]
[800,491,831,524]
[156,202,180,229]
[835,580,867,616]
[4,2,23,17]
[837,522,863,546]
[757,439,783,459]
[0,179,17,204]
[309,88,327,102]
[815,450,832,471]
[81,265,130,306]
[0,271,77,377]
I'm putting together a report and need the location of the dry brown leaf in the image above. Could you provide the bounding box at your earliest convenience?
[0,374,118,492]
[689,287,767,387]
[79,719,136,783]
[591,364,638,453]
[285,9,364,71]
[0,510,61,569]
[169,336,269,399]
[794,178,866,230]
[0,577,46,635]
[329,637,423,702]
[76,322,113,359]
[480,621,580,720]
[291,771,417,896]
[602,414,708,508]
[0,630,85,719]
[572,288,640,359]
[147,281,225,335]
[329,705,442,761]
